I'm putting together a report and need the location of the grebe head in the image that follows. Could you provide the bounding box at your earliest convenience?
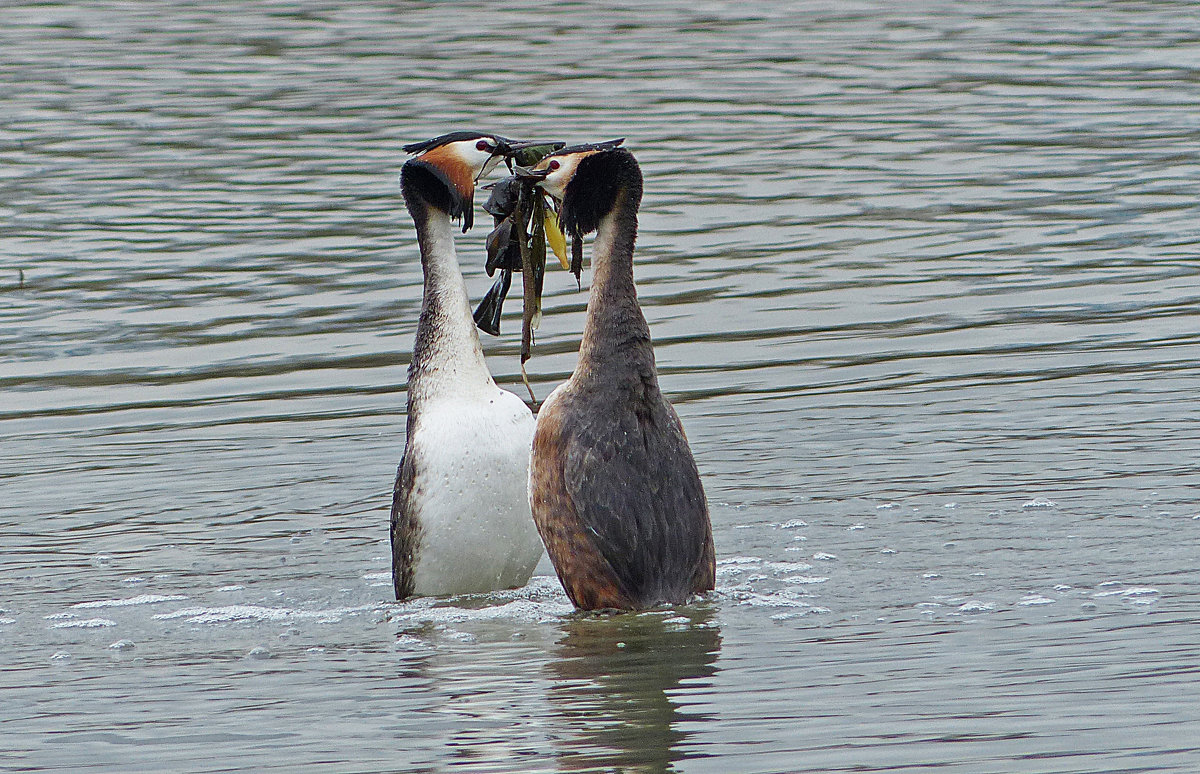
[401,131,517,233]
[517,139,636,239]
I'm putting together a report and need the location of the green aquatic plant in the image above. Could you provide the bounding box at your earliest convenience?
[471,141,572,399]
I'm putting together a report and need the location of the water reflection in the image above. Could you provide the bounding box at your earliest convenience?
[5,0,1200,771]
[547,608,721,773]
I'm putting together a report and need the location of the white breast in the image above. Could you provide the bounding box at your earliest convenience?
[406,387,542,596]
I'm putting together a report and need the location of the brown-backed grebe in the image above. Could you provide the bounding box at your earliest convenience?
[520,141,715,610]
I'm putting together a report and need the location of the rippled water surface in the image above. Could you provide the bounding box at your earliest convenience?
[4,1,1200,771]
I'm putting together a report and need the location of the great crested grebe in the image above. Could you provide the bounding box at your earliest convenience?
[390,131,543,600]
[519,141,715,611]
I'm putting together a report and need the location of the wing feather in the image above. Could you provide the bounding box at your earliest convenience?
[389,446,422,601]
[539,389,711,607]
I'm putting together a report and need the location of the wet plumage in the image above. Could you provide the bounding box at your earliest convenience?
[390,132,543,600]
[525,143,715,610]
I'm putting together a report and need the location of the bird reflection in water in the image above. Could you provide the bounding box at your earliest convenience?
[547,606,721,773]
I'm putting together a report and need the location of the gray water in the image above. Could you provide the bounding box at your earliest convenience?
[3,1,1199,772]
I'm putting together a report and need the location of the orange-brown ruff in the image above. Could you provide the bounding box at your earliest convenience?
[414,144,475,207]
[528,144,715,611]
[390,132,543,601]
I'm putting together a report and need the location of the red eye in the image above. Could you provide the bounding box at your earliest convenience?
[476,140,491,151]
[548,159,560,171]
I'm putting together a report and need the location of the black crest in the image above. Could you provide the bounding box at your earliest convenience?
[400,158,474,232]
[546,138,625,159]
[559,144,642,240]
[402,130,499,155]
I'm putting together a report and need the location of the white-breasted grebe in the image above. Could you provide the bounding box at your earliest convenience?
[390,132,543,600]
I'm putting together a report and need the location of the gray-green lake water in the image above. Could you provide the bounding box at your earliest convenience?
[3,1,1199,771]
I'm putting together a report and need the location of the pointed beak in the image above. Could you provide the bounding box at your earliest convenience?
[514,165,550,182]
[505,140,566,168]
[506,139,561,153]
[479,151,506,181]
[492,137,515,158]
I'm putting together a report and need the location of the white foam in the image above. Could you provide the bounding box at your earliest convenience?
[716,556,761,577]
[392,634,433,651]
[389,597,573,627]
[52,618,117,628]
[73,594,189,609]
[153,605,371,625]
[1094,587,1159,599]
[736,593,812,609]
[764,561,814,573]
[1018,594,1055,606]
[778,519,807,529]
[44,612,77,621]
[0,618,16,625]
[958,601,994,613]
[1021,498,1056,509]
[379,577,575,629]
[782,576,829,584]
[811,552,837,561]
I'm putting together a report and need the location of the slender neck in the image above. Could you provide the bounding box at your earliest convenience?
[405,204,493,404]
[576,190,658,390]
